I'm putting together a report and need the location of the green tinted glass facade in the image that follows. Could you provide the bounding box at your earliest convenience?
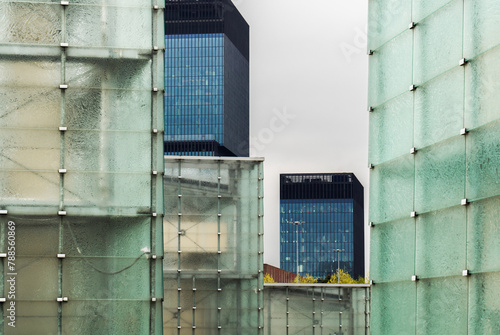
[163,157,264,334]
[369,0,500,333]
[264,284,370,334]
[0,1,164,333]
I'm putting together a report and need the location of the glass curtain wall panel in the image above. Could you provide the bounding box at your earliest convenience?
[0,1,165,334]
[163,157,264,334]
[369,0,500,333]
[263,284,370,335]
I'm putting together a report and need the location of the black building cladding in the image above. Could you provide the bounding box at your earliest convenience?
[164,0,249,157]
[280,173,365,279]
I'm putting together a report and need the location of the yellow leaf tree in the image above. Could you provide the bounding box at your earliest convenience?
[263,274,275,283]
[327,269,356,284]
[295,274,318,283]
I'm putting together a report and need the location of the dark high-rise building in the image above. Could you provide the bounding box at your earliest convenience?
[280,173,365,279]
[164,0,249,156]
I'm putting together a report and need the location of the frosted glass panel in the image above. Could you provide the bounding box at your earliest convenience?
[465,46,500,129]
[371,219,415,283]
[468,273,500,335]
[413,0,463,84]
[415,207,466,278]
[368,0,411,50]
[369,155,414,223]
[368,30,412,106]
[466,121,500,201]
[0,129,60,171]
[65,89,152,130]
[468,196,500,272]
[416,277,468,334]
[67,5,151,49]
[415,136,465,213]
[64,172,151,208]
[64,131,151,172]
[464,0,500,58]
[369,92,413,165]
[414,67,464,148]
[0,2,61,45]
[371,282,416,334]
[412,0,455,22]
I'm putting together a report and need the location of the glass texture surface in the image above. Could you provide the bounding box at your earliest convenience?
[368,0,411,50]
[65,89,152,130]
[0,171,60,205]
[0,2,61,45]
[370,218,415,283]
[467,196,500,272]
[369,92,413,165]
[412,0,455,22]
[3,302,58,335]
[415,136,465,213]
[0,129,60,171]
[468,272,500,335]
[368,30,412,107]
[0,57,60,86]
[12,257,58,300]
[63,217,151,257]
[0,88,60,129]
[465,46,500,130]
[414,67,464,148]
[369,0,500,332]
[163,158,263,334]
[67,5,151,49]
[0,0,161,333]
[63,258,149,299]
[64,172,151,208]
[64,131,151,172]
[466,121,500,201]
[66,60,151,91]
[413,0,463,85]
[62,301,150,334]
[12,216,59,256]
[371,282,416,334]
[416,277,468,334]
[369,155,414,223]
[415,206,466,278]
[464,0,500,58]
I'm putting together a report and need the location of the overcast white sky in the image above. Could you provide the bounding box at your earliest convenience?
[235,0,370,271]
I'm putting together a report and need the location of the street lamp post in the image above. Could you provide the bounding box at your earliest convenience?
[290,221,303,283]
[333,248,344,284]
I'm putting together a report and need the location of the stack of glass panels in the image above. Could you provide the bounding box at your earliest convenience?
[0,1,164,333]
[368,0,500,333]
[163,157,264,334]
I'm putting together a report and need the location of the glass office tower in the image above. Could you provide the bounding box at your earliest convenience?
[369,0,500,333]
[280,174,364,279]
[164,0,249,157]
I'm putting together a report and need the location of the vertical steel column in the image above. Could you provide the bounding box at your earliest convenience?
[258,165,264,333]
[58,2,68,334]
[150,1,165,333]
[176,160,182,334]
[285,287,289,335]
[312,288,316,334]
[217,161,222,333]
[192,276,196,334]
